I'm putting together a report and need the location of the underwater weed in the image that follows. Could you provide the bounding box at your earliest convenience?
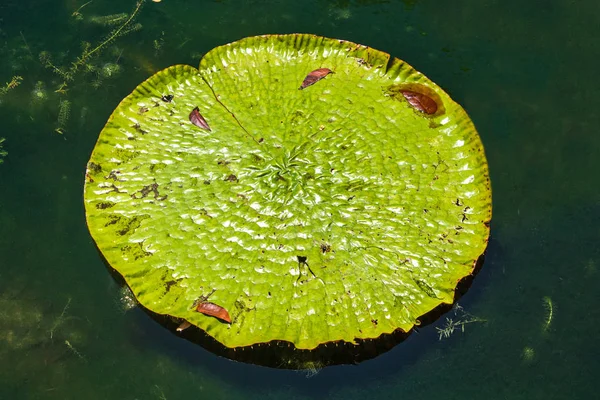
[41,0,144,92]
[153,31,165,56]
[0,75,23,96]
[30,81,48,103]
[39,52,74,82]
[0,138,7,164]
[56,99,71,134]
[73,0,144,71]
[152,385,168,400]
[88,13,129,26]
[542,296,554,333]
[298,361,323,378]
[521,346,535,364]
[436,304,486,340]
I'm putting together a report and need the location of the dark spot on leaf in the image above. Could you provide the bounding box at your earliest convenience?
[105,170,122,181]
[164,279,180,292]
[138,106,149,114]
[107,183,124,194]
[225,174,238,182]
[131,183,167,201]
[132,123,148,135]
[105,214,149,236]
[356,58,372,67]
[87,162,102,174]
[297,256,307,263]
[414,279,439,299]
[121,242,152,260]
[161,94,174,102]
[320,243,331,253]
[96,201,115,210]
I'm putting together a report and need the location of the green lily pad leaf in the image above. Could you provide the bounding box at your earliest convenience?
[84,34,491,357]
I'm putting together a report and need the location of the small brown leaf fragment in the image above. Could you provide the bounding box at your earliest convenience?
[196,302,231,323]
[299,68,334,90]
[400,90,438,115]
[176,321,192,332]
[189,107,211,131]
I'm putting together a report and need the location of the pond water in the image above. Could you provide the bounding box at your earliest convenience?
[0,0,598,399]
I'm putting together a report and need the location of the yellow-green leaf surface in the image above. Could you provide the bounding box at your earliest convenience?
[84,34,491,351]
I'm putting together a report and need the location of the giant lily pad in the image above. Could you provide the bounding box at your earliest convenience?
[84,34,491,364]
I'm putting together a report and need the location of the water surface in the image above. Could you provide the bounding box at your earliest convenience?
[0,0,598,398]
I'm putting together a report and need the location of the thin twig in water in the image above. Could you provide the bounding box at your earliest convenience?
[49,298,71,340]
[19,31,33,57]
[115,48,124,64]
[154,385,167,400]
[72,0,94,18]
[65,340,86,362]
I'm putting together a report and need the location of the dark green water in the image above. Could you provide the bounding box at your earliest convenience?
[1,0,598,398]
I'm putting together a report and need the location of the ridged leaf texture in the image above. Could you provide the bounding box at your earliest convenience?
[84,34,491,350]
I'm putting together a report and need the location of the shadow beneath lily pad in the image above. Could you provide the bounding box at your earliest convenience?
[99,245,486,369]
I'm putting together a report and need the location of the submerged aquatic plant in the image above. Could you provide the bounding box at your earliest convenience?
[0,75,23,96]
[40,0,144,90]
[116,285,138,312]
[100,62,122,78]
[84,34,492,367]
[55,99,71,134]
[0,138,7,164]
[30,81,48,104]
[73,1,143,72]
[435,304,487,340]
[521,346,535,364]
[88,12,129,26]
[542,296,554,333]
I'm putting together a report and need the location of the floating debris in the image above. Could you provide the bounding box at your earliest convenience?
[196,302,231,323]
[401,90,438,114]
[189,107,211,131]
[176,320,192,331]
[299,68,333,90]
